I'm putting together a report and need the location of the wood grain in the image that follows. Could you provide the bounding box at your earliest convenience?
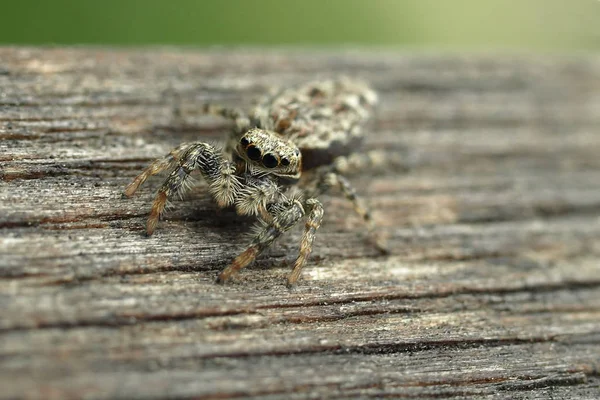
[1,48,600,399]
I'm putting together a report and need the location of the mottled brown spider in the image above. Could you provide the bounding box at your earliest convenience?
[125,78,387,286]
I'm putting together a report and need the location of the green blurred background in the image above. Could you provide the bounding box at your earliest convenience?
[0,0,598,50]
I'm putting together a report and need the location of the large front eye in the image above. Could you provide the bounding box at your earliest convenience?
[262,153,279,168]
[246,145,261,161]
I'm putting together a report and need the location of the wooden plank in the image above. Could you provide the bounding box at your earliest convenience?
[1,48,599,399]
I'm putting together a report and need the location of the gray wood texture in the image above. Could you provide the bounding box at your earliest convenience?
[1,48,600,399]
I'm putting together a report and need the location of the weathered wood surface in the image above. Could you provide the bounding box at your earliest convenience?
[1,48,600,399]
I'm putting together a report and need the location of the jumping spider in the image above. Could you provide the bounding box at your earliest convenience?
[125,78,387,286]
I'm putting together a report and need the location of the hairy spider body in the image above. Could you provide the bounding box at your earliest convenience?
[125,78,386,286]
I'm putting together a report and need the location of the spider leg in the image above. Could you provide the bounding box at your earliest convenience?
[217,196,305,284]
[124,142,194,197]
[333,150,409,176]
[310,170,389,254]
[235,178,280,221]
[202,103,254,153]
[128,143,240,235]
[202,103,247,121]
[287,198,324,287]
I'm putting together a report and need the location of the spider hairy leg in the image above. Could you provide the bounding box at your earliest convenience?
[314,171,389,254]
[235,178,280,220]
[217,197,305,284]
[124,142,194,197]
[287,198,324,287]
[202,104,249,123]
[333,150,409,176]
[202,103,253,154]
[142,143,239,235]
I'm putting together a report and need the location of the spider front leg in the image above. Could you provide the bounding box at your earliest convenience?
[287,198,324,287]
[124,142,194,197]
[217,196,322,285]
[235,178,280,221]
[125,143,239,235]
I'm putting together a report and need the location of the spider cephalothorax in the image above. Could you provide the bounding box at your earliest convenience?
[125,78,386,286]
[236,128,302,179]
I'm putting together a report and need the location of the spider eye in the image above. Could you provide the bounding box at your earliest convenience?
[240,137,250,147]
[246,145,262,161]
[281,157,290,166]
[262,153,279,168]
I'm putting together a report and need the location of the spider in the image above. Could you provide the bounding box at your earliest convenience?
[125,78,387,286]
